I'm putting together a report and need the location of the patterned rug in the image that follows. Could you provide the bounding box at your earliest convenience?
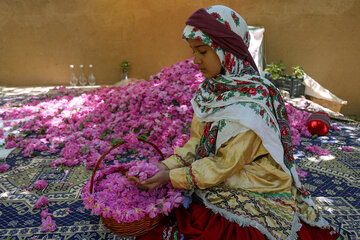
[0,149,136,240]
[0,97,359,240]
[295,121,360,240]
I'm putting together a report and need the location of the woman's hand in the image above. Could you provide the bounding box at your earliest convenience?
[153,162,169,171]
[140,169,170,190]
[127,175,141,185]
[127,162,170,190]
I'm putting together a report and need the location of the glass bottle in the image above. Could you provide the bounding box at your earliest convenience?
[78,65,87,86]
[88,64,96,86]
[121,71,128,81]
[69,65,78,86]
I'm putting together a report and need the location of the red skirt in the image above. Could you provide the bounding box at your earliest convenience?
[138,203,340,240]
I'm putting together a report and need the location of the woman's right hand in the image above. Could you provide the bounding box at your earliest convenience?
[153,162,169,171]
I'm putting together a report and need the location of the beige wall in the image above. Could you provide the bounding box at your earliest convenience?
[0,0,359,114]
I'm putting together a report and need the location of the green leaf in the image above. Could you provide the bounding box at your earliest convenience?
[137,186,148,191]
[265,62,286,79]
[7,133,15,140]
[292,66,304,79]
[105,128,113,134]
[78,123,84,131]
[121,60,131,72]
[81,145,89,154]
[171,100,180,106]
[182,123,191,134]
[12,125,20,130]
[59,142,65,148]
[100,131,107,140]
[21,130,33,135]
[110,138,125,146]
[134,128,140,134]
[85,119,92,122]
[128,149,136,154]
[38,128,46,134]
[137,134,148,141]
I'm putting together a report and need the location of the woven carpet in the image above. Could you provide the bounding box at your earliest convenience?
[295,120,360,240]
[0,95,359,240]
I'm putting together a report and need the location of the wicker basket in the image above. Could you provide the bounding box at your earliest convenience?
[89,138,166,237]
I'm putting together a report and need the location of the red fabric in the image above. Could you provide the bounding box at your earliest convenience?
[297,222,339,240]
[306,112,331,136]
[138,203,340,240]
[306,120,330,136]
[174,203,265,240]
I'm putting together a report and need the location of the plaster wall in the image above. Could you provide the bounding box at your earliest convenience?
[0,0,359,114]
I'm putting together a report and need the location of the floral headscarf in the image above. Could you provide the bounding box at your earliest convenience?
[183,5,313,204]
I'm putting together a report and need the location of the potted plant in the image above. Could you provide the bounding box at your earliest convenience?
[121,60,131,80]
[292,66,304,79]
[264,62,286,87]
[289,66,305,98]
[265,63,305,98]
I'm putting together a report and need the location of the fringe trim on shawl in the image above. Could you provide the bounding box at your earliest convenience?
[298,213,330,228]
[196,190,329,240]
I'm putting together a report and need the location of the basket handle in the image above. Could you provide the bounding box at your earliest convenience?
[90,138,165,194]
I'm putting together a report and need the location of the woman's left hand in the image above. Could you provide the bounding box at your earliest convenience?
[140,170,170,190]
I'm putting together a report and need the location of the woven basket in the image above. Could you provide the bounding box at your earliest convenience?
[89,138,166,237]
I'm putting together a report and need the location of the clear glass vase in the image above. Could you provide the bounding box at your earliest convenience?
[121,71,128,81]
[78,65,87,86]
[69,65,78,86]
[88,64,96,86]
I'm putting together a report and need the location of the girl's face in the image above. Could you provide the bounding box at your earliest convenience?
[188,39,222,78]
